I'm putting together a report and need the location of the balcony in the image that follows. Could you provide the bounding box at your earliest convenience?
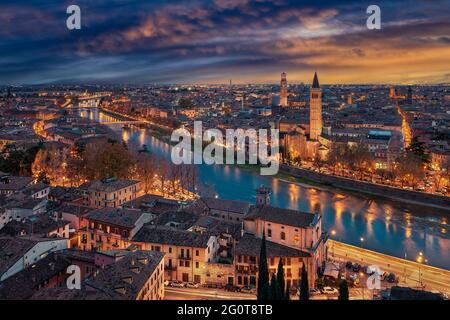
[178,255,192,260]
[165,265,177,271]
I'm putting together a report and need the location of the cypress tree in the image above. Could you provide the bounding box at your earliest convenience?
[276,258,285,300]
[270,273,278,300]
[285,282,291,300]
[257,233,270,300]
[299,262,309,300]
[338,280,349,300]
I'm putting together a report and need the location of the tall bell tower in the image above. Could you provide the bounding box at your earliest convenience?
[309,72,323,141]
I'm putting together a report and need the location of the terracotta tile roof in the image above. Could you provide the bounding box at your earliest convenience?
[0,176,33,192]
[0,237,39,277]
[80,179,139,193]
[133,226,212,248]
[85,250,164,300]
[235,233,311,258]
[199,197,251,215]
[246,205,318,229]
[86,207,144,229]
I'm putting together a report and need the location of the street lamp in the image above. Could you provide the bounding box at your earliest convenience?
[359,272,365,300]
[360,237,365,264]
[331,229,336,258]
[416,252,426,288]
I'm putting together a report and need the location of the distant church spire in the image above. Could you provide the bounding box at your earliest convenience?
[310,72,323,141]
[312,71,320,89]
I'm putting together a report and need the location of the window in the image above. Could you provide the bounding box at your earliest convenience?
[267,228,272,238]
[280,231,286,240]
[195,250,199,256]
[195,262,199,269]
[168,247,172,253]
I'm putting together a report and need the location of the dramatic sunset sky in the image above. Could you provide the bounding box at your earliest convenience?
[1,0,449,85]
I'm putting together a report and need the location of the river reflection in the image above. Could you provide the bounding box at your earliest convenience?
[80,109,450,270]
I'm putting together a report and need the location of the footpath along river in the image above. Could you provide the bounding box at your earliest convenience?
[80,108,450,270]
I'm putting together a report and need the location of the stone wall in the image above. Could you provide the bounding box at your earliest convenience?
[280,165,450,211]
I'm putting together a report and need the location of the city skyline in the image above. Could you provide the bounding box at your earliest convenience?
[1,0,449,85]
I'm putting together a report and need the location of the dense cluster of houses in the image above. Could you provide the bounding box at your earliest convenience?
[0,173,328,300]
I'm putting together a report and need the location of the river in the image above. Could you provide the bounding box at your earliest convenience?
[80,108,450,270]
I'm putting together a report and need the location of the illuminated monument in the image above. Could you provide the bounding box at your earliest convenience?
[280,72,288,107]
[309,72,323,141]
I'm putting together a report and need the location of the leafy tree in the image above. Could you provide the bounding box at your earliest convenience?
[179,98,194,108]
[135,153,157,194]
[299,262,309,301]
[276,258,285,300]
[338,280,349,300]
[84,140,133,180]
[32,145,67,185]
[36,171,50,184]
[352,143,374,179]
[257,233,270,300]
[407,137,430,164]
[394,151,425,188]
[0,145,41,176]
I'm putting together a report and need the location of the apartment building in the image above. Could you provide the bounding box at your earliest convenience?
[80,178,141,208]
[78,207,152,251]
[132,226,218,284]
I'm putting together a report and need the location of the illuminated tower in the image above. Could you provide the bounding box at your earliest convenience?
[256,186,271,207]
[280,72,288,107]
[389,87,396,99]
[407,86,413,105]
[347,93,353,105]
[309,72,322,141]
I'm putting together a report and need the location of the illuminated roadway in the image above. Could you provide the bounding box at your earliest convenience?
[164,287,256,300]
[331,240,450,295]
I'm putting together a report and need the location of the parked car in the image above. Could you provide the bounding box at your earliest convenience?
[431,291,448,300]
[186,282,200,289]
[290,287,299,296]
[321,287,338,295]
[164,280,171,286]
[171,280,185,288]
[349,273,358,281]
[224,284,241,292]
[241,286,256,294]
[204,283,221,289]
[345,261,353,269]
[352,263,361,272]
[309,288,321,296]
[386,273,397,283]
[362,266,376,275]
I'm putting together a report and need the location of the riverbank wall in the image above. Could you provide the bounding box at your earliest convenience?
[281,164,450,212]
